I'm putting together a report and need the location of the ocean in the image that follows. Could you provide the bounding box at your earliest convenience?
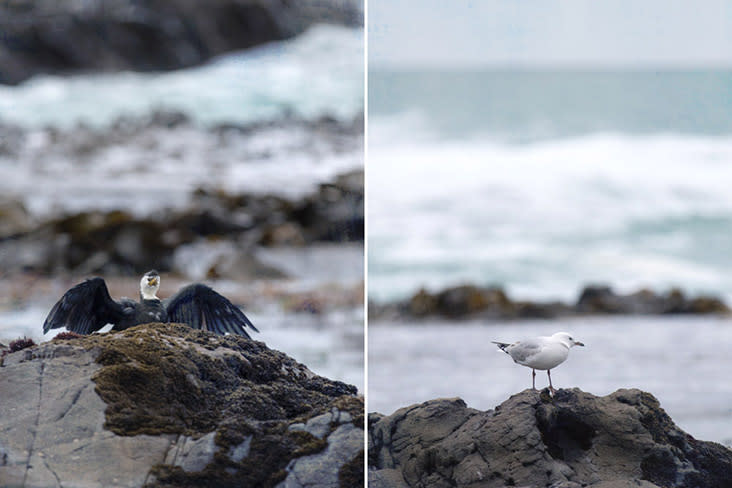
[0,24,364,130]
[368,68,732,445]
[369,69,732,303]
[0,25,365,393]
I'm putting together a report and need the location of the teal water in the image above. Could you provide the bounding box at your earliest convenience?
[370,69,732,141]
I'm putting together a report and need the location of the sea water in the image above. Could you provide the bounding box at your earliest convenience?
[368,69,732,444]
[369,69,732,302]
[0,25,364,218]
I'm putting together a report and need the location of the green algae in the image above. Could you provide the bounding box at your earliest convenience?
[77,322,363,486]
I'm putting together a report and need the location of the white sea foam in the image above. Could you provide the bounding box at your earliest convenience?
[0,25,363,128]
[369,124,732,302]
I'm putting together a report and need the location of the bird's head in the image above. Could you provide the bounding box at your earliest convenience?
[553,331,584,348]
[140,270,160,300]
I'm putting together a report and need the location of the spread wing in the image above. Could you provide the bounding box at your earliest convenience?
[164,284,258,337]
[43,278,127,335]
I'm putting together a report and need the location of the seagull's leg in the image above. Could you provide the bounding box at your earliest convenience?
[532,369,536,390]
[547,369,556,394]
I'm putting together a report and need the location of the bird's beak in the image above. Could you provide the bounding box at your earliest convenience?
[574,341,585,347]
[148,277,158,286]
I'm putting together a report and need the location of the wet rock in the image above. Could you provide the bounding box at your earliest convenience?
[368,389,732,488]
[0,323,363,487]
[371,284,729,321]
[194,167,364,246]
[0,168,362,278]
[577,285,730,315]
[406,285,513,318]
[0,0,363,85]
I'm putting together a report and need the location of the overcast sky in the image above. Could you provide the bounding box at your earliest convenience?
[369,0,732,68]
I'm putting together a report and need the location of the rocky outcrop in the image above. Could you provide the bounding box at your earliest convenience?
[368,389,732,488]
[0,0,363,85]
[370,284,729,320]
[0,111,363,278]
[0,167,363,277]
[0,323,363,487]
[575,285,729,315]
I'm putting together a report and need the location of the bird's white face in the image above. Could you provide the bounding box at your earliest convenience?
[553,332,585,348]
[140,273,160,300]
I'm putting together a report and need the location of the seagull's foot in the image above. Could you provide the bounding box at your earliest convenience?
[548,386,557,396]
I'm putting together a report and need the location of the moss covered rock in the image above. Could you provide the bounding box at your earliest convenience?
[0,323,363,488]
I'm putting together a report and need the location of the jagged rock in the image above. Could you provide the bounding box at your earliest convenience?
[368,389,732,488]
[0,0,363,85]
[0,323,363,488]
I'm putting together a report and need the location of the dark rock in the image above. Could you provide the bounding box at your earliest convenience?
[370,284,730,321]
[577,285,730,315]
[404,285,513,319]
[0,323,363,487]
[0,0,363,85]
[368,389,732,488]
[0,166,362,278]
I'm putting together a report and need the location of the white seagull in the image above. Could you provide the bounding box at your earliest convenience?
[492,332,584,392]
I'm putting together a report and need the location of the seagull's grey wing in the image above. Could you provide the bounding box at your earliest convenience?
[506,338,544,364]
[43,278,127,335]
[164,284,258,337]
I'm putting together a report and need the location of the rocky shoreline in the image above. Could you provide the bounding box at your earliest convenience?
[368,389,732,488]
[0,110,364,280]
[0,323,364,487]
[369,283,730,321]
[0,168,363,278]
[0,0,363,85]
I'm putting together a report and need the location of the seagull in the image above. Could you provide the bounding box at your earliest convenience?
[492,332,584,392]
[43,270,258,337]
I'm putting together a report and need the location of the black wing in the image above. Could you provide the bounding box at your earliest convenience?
[43,278,127,335]
[164,284,258,338]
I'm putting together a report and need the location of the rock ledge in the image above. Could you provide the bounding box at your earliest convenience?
[368,389,732,488]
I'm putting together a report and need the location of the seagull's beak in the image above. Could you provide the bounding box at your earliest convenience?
[148,277,159,286]
[574,341,585,347]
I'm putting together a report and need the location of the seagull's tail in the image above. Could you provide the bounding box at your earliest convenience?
[491,341,511,353]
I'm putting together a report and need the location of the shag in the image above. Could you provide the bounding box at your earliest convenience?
[43,270,258,338]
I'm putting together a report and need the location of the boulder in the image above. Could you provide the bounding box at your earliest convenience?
[405,285,514,319]
[0,323,363,487]
[0,0,363,85]
[368,389,732,488]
